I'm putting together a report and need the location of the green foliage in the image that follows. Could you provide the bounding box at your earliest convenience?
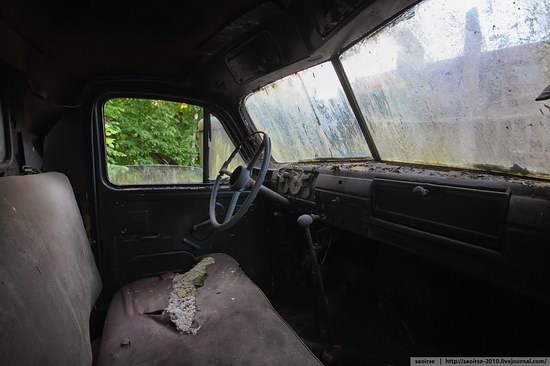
[103,98,203,167]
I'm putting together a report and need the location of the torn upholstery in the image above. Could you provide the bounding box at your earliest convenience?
[98,253,322,366]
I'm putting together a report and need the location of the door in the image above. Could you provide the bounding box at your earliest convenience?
[92,95,270,302]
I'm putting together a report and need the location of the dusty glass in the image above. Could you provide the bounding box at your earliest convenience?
[341,0,550,179]
[245,62,372,163]
[208,115,244,180]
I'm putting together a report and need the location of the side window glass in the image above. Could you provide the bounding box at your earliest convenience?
[208,115,245,180]
[103,98,203,185]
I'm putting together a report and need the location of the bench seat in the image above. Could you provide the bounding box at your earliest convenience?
[98,253,321,365]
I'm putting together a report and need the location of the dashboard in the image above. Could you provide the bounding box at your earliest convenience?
[269,162,550,303]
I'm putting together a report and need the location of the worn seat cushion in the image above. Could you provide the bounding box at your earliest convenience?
[98,253,321,366]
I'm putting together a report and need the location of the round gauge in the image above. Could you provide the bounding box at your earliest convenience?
[282,181,290,194]
[301,186,311,199]
[277,180,285,193]
[289,176,303,195]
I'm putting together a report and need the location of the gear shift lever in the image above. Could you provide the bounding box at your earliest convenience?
[297,214,332,348]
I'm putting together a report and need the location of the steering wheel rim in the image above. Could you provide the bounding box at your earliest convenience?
[209,131,271,230]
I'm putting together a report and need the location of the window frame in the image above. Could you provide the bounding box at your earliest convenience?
[95,91,245,189]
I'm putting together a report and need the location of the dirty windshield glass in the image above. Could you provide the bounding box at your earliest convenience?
[245,62,371,163]
[340,0,550,179]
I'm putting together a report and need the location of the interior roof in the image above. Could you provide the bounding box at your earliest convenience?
[0,0,416,131]
[0,0,268,76]
[0,0,271,101]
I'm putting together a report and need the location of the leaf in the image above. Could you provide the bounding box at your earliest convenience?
[103,98,203,168]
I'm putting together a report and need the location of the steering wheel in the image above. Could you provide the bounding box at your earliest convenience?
[209,131,271,230]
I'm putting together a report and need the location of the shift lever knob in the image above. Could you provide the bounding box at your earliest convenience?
[297,214,313,227]
[297,214,321,227]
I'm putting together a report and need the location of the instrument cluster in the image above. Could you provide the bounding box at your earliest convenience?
[273,167,318,201]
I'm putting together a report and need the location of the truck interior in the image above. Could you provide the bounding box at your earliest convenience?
[0,0,549,365]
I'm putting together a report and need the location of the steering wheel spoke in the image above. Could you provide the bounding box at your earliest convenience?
[209,131,271,230]
[224,191,241,223]
[219,167,232,176]
[246,139,265,170]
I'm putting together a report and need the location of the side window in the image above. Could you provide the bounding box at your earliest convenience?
[103,97,240,186]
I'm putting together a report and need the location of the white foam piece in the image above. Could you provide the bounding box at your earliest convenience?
[165,256,215,334]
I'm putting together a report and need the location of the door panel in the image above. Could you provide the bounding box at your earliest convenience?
[96,186,269,301]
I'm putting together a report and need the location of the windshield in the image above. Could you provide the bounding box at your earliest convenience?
[243,0,550,179]
[340,0,550,179]
[245,62,372,163]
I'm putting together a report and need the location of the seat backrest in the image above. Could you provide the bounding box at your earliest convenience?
[0,172,101,365]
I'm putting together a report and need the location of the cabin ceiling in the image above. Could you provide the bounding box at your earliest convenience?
[0,0,277,107]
